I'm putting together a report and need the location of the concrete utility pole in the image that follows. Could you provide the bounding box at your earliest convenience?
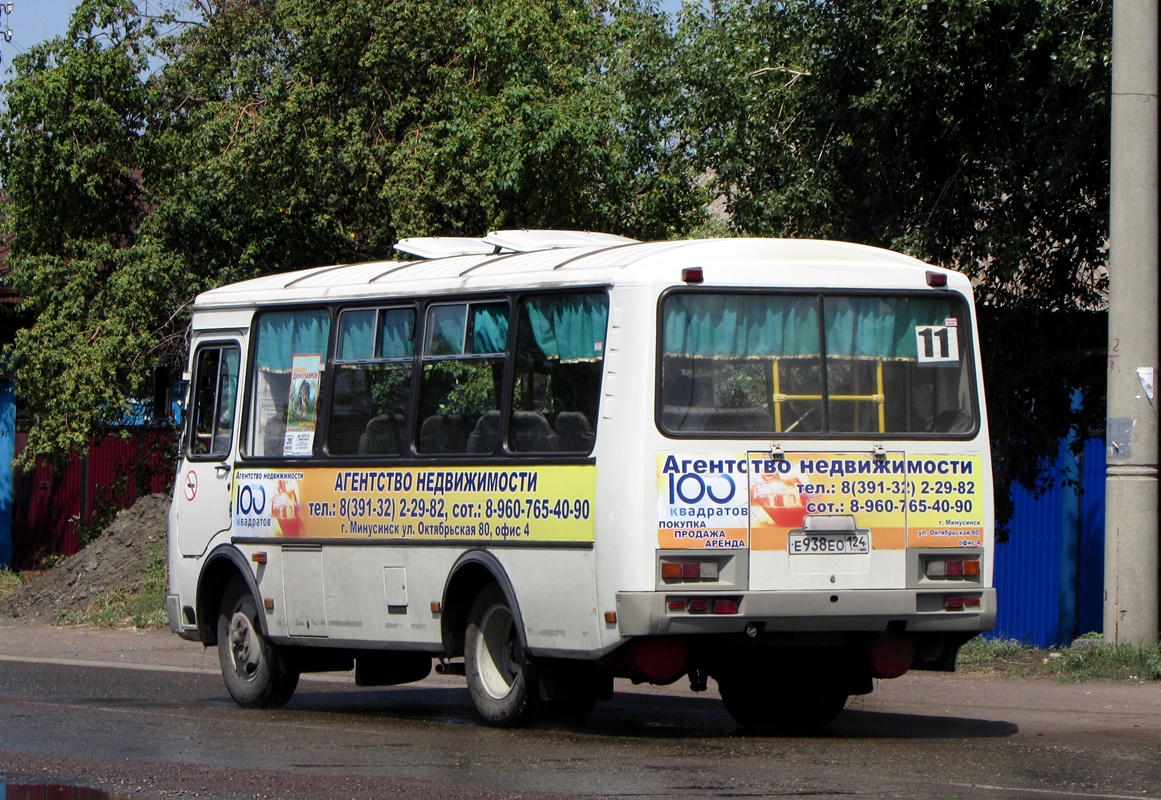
[1104,0,1159,645]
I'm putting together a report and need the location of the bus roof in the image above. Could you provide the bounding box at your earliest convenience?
[193,235,968,311]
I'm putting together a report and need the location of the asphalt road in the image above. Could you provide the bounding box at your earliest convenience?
[1,623,1160,799]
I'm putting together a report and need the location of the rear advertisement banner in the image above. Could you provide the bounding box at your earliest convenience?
[657,452,984,550]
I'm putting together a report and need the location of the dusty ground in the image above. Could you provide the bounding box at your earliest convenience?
[0,494,170,623]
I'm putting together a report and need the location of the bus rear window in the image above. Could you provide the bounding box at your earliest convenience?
[660,292,977,437]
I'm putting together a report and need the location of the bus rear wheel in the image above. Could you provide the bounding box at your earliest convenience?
[217,576,299,709]
[716,670,847,734]
[465,583,538,727]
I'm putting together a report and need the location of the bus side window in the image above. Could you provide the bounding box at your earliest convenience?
[417,302,508,455]
[188,344,239,459]
[247,309,331,458]
[510,292,608,454]
[328,306,415,457]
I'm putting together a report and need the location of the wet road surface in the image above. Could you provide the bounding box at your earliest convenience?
[1,625,1160,799]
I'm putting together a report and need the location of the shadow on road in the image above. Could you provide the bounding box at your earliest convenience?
[270,683,1018,741]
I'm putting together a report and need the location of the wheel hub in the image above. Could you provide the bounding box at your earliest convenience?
[479,604,521,699]
[228,611,261,679]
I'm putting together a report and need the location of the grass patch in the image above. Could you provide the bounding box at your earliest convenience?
[55,543,169,629]
[957,634,1161,682]
[0,569,21,601]
[958,636,1026,662]
[1046,643,1161,683]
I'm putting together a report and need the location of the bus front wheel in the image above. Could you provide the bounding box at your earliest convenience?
[465,583,537,727]
[216,576,299,709]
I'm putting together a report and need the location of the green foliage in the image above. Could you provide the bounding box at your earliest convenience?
[959,636,1161,683]
[0,0,1115,528]
[2,0,706,464]
[958,636,1027,664]
[682,0,1111,305]
[0,0,184,463]
[0,570,22,602]
[1048,642,1161,683]
[678,0,1112,533]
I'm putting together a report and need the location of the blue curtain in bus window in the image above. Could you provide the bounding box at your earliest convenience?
[257,310,332,369]
[379,308,416,358]
[823,297,953,359]
[471,303,509,354]
[526,293,609,361]
[427,305,466,355]
[663,294,819,358]
[338,309,375,360]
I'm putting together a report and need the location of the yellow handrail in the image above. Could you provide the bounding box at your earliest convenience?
[770,358,887,433]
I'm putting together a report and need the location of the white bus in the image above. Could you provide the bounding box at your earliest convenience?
[167,231,995,731]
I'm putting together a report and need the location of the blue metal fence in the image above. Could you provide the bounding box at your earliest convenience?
[988,437,1106,647]
[0,381,12,570]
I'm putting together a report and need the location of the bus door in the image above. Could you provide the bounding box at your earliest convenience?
[747,448,910,590]
[176,337,242,558]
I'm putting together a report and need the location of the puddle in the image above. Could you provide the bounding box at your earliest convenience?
[0,783,129,799]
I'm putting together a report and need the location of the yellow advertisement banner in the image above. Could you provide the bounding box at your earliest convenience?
[658,452,985,551]
[233,465,596,543]
[656,453,751,550]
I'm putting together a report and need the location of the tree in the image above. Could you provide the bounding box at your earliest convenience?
[146,0,701,289]
[0,0,180,461]
[2,0,703,461]
[680,0,1112,532]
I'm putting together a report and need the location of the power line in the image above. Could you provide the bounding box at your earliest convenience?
[0,2,12,66]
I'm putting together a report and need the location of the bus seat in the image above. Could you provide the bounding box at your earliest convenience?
[359,413,407,455]
[661,366,715,408]
[509,411,559,452]
[328,414,369,455]
[554,411,595,453]
[466,410,502,454]
[419,413,470,454]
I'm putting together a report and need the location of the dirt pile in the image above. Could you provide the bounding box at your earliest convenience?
[0,494,170,623]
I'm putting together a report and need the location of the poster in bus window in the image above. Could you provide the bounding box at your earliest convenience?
[284,354,321,456]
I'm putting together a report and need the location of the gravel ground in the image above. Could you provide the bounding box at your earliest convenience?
[0,494,170,623]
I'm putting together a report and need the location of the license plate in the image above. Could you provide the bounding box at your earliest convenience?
[788,532,870,555]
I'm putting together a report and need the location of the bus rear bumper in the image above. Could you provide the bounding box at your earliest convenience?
[615,588,996,636]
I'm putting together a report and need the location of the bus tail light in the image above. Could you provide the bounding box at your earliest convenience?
[660,559,720,582]
[926,557,980,579]
[712,598,739,615]
[944,595,982,610]
[666,596,740,615]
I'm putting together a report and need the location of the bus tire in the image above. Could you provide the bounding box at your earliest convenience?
[217,576,299,709]
[716,671,846,734]
[465,583,538,727]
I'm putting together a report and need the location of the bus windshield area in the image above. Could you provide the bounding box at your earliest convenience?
[660,292,977,437]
